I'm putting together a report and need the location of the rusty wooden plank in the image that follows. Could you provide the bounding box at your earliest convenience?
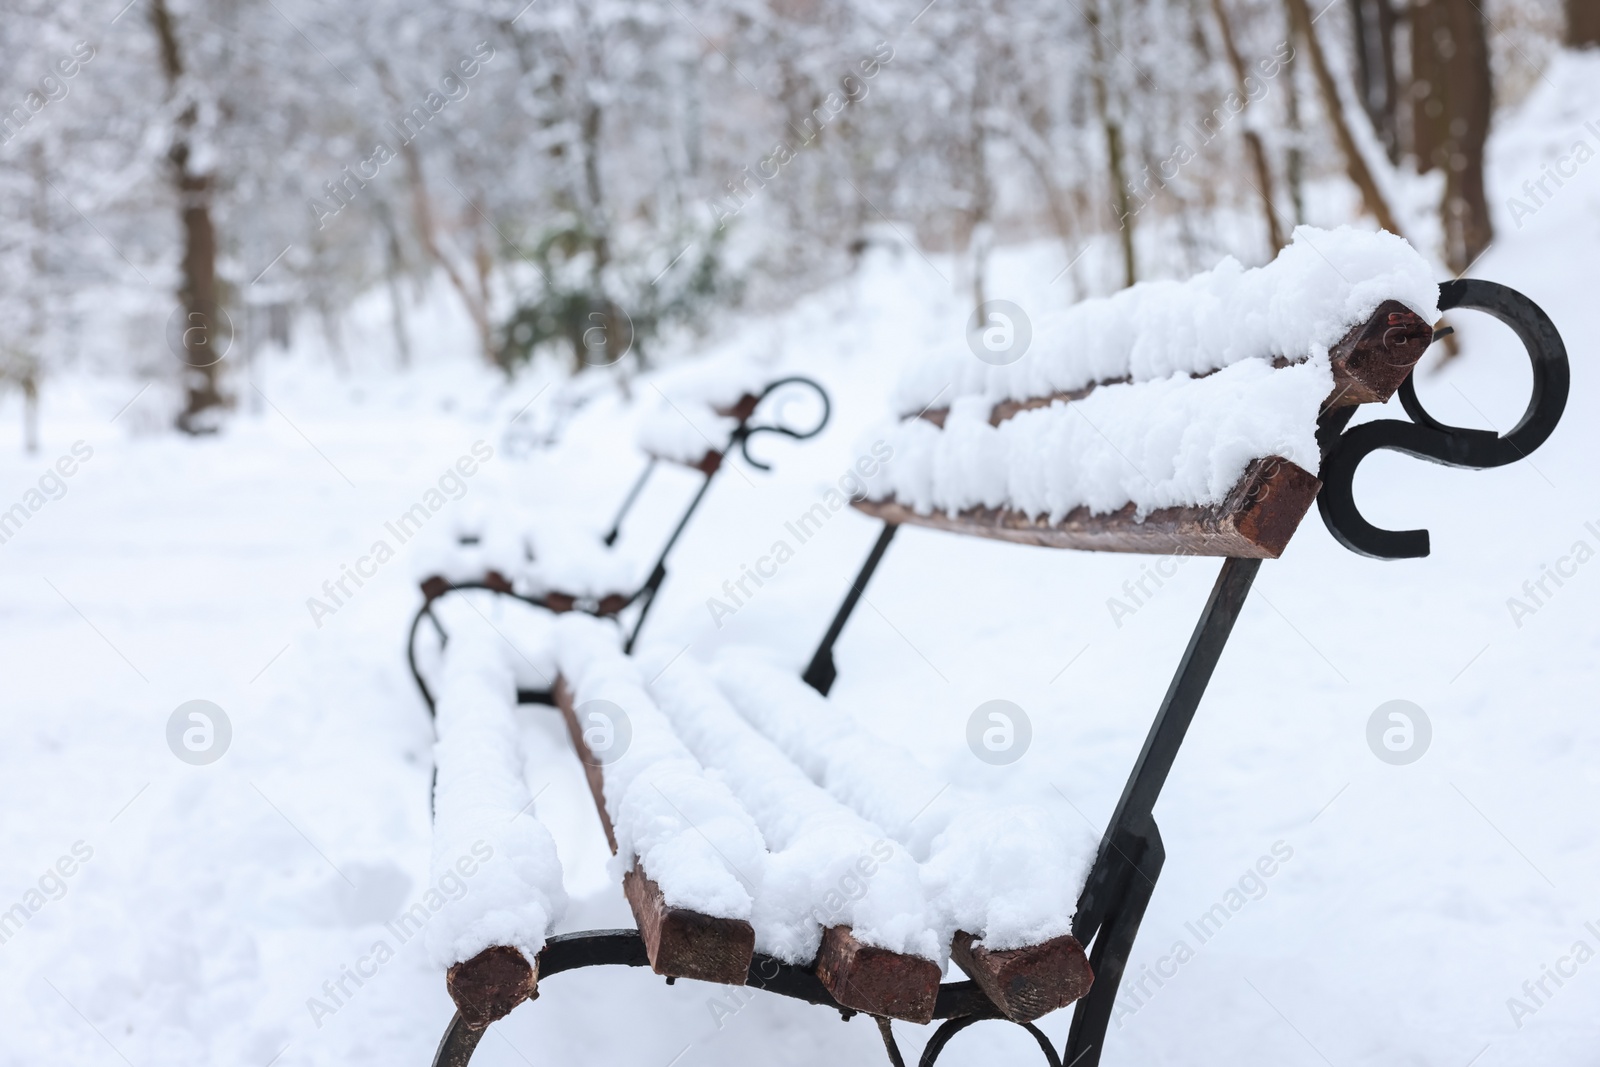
[918,302,1432,427]
[555,677,756,985]
[1321,300,1434,408]
[812,925,941,1024]
[714,393,761,421]
[623,862,756,986]
[950,930,1094,1023]
[542,591,629,616]
[640,446,725,473]
[986,379,1122,426]
[855,456,1319,559]
[416,569,515,600]
[553,676,618,853]
[446,945,538,1026]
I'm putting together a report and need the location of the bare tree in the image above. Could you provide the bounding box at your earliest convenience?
[1412,0,1493,273]
[1284,0,1404,236]
[1210,0,1286,252]
[1349,0,1400,162]
[1568,0,1600,48]
[1085,0,1136,286]
[150,0,226,433]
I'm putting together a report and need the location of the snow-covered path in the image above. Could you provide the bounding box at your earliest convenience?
[4,62,1600,1067]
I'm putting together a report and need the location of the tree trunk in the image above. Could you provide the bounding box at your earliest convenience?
[1350,0,1401,162]
[579,96,624,371]
[22,374,38,455]
[1284,0,1405,236]
[150,0,226,434]
[966,77,994,313]
[1412,0,1494,272]
[1568,0,1600,48]
[1283,26,1307,226]
[375,62,495,366]
[1210,0,1286,253]
[22,143,47,453]
[375,200,413,368]
[1085,0,1136,287]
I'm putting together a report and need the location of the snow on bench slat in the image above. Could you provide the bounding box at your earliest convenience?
[712,653,1097,953]
[518,512,646,597]
[635,348,772,465]
[895,226,1439,416]
[643,652,942,965]
[554,615,765,922]
[636,402,738,467]
[413,504,645,599]
[426,621,567,969]
[867,354,1330,522]
[425,594,559,693]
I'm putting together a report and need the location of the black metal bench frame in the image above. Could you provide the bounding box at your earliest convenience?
[406,376,830,712]
[425,279,1567,1067]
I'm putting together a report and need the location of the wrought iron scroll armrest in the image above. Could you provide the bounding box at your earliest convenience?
[1317,278,1570,560]
[730,375,832,471]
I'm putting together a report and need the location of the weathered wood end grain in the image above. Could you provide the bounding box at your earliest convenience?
[951,930,1094,1022]
[622,863,757,986]
[812,925,941,1024]
[446,945,538,1026]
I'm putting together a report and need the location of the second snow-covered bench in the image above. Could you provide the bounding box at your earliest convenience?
[407,375,829,711]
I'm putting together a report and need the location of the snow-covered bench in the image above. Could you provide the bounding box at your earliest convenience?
[424,233,1569,1067]
[407,374,829,710]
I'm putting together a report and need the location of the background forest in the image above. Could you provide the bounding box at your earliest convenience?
[1,0,1592,439]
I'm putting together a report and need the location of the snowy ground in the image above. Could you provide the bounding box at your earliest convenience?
[4,56,1600,1067]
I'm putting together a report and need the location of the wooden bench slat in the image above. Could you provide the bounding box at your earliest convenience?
[714,393,761,421]
[640,446,726,473]
[419,574,630,617]
[812,925,942,1024]
[855,455,1320,558]
[1319,299,1434,407]
[950,930,1094,1023]
[554,678,756,985]
[919,301,1432,429]
[554,678,618,852]
[541,591,630,617]
[446,945,539,1026]
[623,863,757,986]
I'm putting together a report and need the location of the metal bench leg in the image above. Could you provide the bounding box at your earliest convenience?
[802,522,898,694]
[603,457,658,546]
[1064,556,1261,1065]
[1063,824,1165,1067]
[431,1012,487,1067]
[624,471,717,652]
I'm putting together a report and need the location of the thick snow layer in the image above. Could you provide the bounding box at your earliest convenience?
[643,653,942,963]
[711,653,1098,952]
[553,615,765,920]
[867,355,1331,520]
[425,622,567,967]
[635,403,736,466]
[409,515,526,586]
[517,513,646,598]
[423,594,559,693]
[635,347,774,464]
[894,226,1439,415]
[647,343,777,410]
[410,504,645,599]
